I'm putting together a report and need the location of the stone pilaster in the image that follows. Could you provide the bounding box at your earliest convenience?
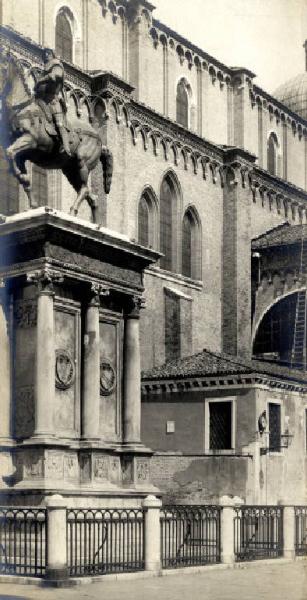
[222,151,255,358]
[123,295,144,445]
[27,268,63,440]
[82,283,109,441]
[0,279,12,443]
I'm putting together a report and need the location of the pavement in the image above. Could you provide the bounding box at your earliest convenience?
[0,560,307,600]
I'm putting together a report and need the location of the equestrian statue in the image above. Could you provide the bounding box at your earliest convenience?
[0,47,113,221]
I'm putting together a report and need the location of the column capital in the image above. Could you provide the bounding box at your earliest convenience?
[27,268,64,295]
[88,282,110,306]
[126,295,146,318]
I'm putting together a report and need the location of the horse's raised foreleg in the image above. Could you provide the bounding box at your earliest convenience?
[6,135,36,208]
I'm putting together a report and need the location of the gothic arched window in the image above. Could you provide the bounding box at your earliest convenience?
[32,165,48,206]
[176,81,189,128]
[182,207,201,279]
[138,190,157,249]
[138,195,150,247]
[267,132,279,176]
[160,176,178,272]
[55,11,73,62]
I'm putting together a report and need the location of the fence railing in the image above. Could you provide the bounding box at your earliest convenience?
[67,508,145,576]
[295,507,307,556]
[0,507,47,577]
[234,506,283,562]
[160,505,221,568]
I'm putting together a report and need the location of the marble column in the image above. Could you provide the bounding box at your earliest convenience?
[27,269,61,439]
[0,280,11,443]
[123,296,143,445]
[82,284,109,440]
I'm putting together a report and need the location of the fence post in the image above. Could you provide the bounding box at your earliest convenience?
[45,494,68,581]
[143,494,162,572]
[221,501,235,564]
[283,506,295,559]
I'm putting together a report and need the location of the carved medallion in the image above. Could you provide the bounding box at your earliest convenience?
[55,349,75,390]
[100,360,116,396]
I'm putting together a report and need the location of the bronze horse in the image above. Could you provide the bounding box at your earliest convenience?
[0,51,113,222]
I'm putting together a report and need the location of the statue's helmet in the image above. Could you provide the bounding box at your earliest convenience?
[43,48,55,63]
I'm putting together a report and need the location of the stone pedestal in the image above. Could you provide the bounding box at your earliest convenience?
[0,208,161,506]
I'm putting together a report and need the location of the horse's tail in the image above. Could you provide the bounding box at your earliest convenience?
[100,146,113,194]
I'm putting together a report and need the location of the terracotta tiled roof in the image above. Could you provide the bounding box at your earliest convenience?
[252,223,307,250]
[142,348,307,385]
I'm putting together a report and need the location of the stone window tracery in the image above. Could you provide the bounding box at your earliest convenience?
[176,80,189,128]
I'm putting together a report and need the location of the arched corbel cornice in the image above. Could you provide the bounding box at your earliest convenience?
[200,156,210,179]
[176,44,185,64]
[185,50,193,69]
[208,65,216,84]
[150,27,159,48]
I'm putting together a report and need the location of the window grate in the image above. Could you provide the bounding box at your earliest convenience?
[269,403,281,451]
[209,402,232,450]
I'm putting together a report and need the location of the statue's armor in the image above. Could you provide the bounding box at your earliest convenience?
[35,58,67,128]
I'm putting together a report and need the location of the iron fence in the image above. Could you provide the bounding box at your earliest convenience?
[234,506,283,561]
[0,507,47,576]
[67,508,145,576]
[295,507,307,556]
[160,505,221,568]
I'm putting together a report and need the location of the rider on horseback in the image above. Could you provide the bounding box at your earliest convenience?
[34,48,71,156]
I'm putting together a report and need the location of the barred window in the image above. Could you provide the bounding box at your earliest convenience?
[209,401,232,450]
[268,403,281,452]
[176,81,188,128]
[267,133,278,176]
[160,177,176,271]
[56,12,73,62]
[32,165,48,206]
[0,148,19,215]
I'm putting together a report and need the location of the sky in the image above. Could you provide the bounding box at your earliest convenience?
[151,0,307,93]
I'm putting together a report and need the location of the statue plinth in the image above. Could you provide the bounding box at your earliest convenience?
[0,207,161,506]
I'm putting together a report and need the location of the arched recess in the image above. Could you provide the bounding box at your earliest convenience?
[252,291,304,366]
[176,78,195,129]
[159,171,182,272]
[137,187,158,249]
[181,206,202,280]
[55,6,81,63]
[267,131,280,176]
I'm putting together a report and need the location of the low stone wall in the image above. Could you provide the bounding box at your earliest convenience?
[151,452,252,504]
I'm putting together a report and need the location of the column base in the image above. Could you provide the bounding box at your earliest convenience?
[45,567,69,581]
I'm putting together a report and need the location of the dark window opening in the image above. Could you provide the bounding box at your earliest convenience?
[160,178,175,271]
[253,293,297,367]
[165,290,180,361]
[176,81,188,128]
[267,133,278,176]
[209,401,232,450]
[269,403,281,452]
[182,211,193,278]
[138,195,150,247]
[56,12,73,62]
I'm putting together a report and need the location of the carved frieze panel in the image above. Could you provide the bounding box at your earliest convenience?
[121,456,133,485]
[80,453,91,483]
[45,451,64,479]
[135,458,150,483]
[64,454,79,481]
[93,455,109,482]
[109,457,120,484]
[23,451,44,479]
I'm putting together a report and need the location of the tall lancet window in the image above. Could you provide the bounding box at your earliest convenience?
[55,12,73,62]
[176,81,189,128]
[160,176,177,272]
[182,208,201,280]
[267,132,279,176]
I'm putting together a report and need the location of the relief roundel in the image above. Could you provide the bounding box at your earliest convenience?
[55,349,75,390]
[100,360,116,396]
